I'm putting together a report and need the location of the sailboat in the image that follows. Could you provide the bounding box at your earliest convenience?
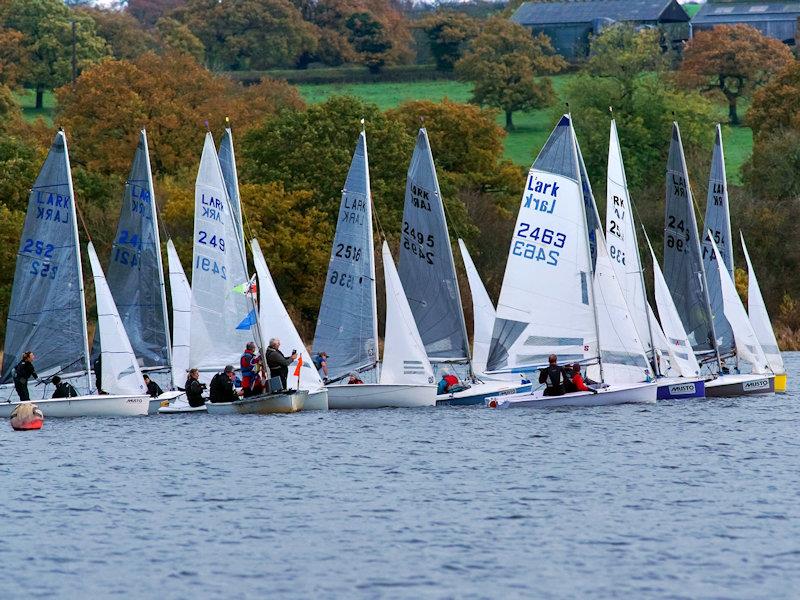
[250,239,328,410]
[605,119,705,399]
[485,115,656,408]
[312,129,436,409]
[741,234,787,392]
[398,129,529,405]
[0,131,149,417]
[662,123,773,396]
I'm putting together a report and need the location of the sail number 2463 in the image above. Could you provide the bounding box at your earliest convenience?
[512,223,565,266]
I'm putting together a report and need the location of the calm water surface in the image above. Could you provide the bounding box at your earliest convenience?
[2,355,800,599]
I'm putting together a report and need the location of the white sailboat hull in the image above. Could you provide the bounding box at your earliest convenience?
[0,394,150,418]
[327,384,436,409]
[303,388,329,411]
[206,390,308,415]
[436,380,532,406]
[486,382,657,409]
[149,391,185,415]
[704,373,775,397]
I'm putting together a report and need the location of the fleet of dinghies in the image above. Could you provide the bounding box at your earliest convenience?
[0,113,788,417]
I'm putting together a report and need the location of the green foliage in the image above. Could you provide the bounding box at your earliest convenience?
[230,64,452,86]
[0,202,25,340]
[346,12,392,74]
[417,11,479,71]
[154,17,204,61]
[456,17,565,130]
[586,24,668,83]
[0,134,40,212]
[77,7,158,60]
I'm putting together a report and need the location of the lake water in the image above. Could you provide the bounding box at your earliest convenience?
[2,356,799,599]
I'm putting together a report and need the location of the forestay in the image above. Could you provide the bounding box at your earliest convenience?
[649,244,701,378]
[398,129,470,362]
[251,239,323,391]
[741,234,784,374]
[605,120,652,357]
[218,125,247,264]
[663,123,717,355]
[167,240,191,389]
[700,125,735,357]
[380,242,434,386]
[457,239,495,376]
[190,133,252,371]
[487,115,596,372]
[709,236,768,373]
[312,131,378,380]
[2,131,89,383]
[93,130,170,368]
[87,242,147,396]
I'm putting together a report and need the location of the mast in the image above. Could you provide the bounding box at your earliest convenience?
[363,121,380,371]
[141,128,173,369]
[63,130,92,391]
[570,117,604,382]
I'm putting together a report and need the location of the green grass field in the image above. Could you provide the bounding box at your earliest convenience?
[13,88,55,125]
[298,76,753,181]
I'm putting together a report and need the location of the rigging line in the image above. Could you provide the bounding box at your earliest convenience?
[75,200,92,243]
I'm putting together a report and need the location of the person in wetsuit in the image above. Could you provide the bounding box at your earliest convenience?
[184,368,206,408]
[143,374,163,398]
[539,354,567,397]
[265,338,297,391]
[51,375,78,399]
[13,351,37,402]
[209,365,240,404]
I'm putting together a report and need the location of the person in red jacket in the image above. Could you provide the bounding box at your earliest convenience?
[570,363,596,392]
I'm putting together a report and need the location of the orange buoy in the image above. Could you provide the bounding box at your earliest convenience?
[488,399,498,408]
[10,403,44,431]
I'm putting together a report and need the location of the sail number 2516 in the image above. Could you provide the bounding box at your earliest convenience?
[512,223,565,266]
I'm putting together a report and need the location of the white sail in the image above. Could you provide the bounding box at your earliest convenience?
[189,132,252,372]
[594,235,651,383]
[648,244,701,378]
[488,115,596,372]
[380,241,434,386]
[647,304,674,374]
[167,240,191,389]
[709,235,769,374]
[457,239,495,375]
[605,120,653,357]
[741,234,784,374]
[251,238,323,391]
[87,242,147,396]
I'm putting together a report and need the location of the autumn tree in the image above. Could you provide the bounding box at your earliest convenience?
[678,24,794,125]
[0,28,29,87]
[456,18,565,130]
[77,7,159,60]
[55,52,304,175]
[174,0,318,70]
[127,0,185,27]
[417,11,479,71]
[154,17,204,61]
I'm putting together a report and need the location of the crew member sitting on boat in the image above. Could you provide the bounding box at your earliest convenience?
[265,338,297,390]
[347,372,364,384]
[568,363,595,392]
[437,371,470,395]
[240,342,264,397]
[143,374,163,398]
[12,351,37,402]
[209,365,240,403]
[51,375,78,398]
[313,351,329,383]
[185,368,207,408]
[539,354,567,397]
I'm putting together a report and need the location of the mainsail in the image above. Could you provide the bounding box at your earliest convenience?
[380,241,435,385]
[662,123,718,357]
[398,128,470,363]
[741,234,784,374]
[218,124,247,264]
[457,239,495,376]
[167,240,191,389]
[487,116,597,372]
[700,125,735,357]
[93,129,171,368]
[2,130,90,383]
[189,132,252,372]
[312,130,378,380]
[87,242,148,396]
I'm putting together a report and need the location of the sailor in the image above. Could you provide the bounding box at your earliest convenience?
[51,375,78,399]
[209,365,239,404]
[93,355,105,394]
[313,351,329,382]
[569,363,592,392]
[184,368,206,408]
[265,338,297,390]
[143,374,163,398]
[13,351,37,402]
[347,372,364,385]
[240,342,262,397]
[437,372,461,394]
[538,354,567,397]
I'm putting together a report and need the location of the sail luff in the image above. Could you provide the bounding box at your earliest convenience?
[218,125,247,263]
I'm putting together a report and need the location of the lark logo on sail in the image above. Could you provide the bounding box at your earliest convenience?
[410,183,432,212]
[34,191,70,223]
[341,195,367,225]
[523,176,558,214]
[668,383,696,395]
[130,184,153,219]
[743,379,770,391]
[201,194,225,222]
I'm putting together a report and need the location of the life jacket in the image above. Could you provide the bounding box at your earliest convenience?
[240,350,257,380]
[443,374,459,388]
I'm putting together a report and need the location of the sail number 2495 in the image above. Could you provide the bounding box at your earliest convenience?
[512,223,565,266]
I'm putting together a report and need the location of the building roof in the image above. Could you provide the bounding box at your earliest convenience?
[693,2,800,24]
[512,0,690,26]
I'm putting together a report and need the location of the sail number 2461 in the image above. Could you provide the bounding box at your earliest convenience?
[512,223,565,266]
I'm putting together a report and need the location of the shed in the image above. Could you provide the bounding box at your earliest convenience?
[692,2,800,44]
[511,0,691,59]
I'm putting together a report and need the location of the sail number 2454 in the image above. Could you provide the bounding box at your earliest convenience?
[512,223,565,266]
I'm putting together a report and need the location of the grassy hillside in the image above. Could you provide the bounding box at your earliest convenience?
[13,89,55,125]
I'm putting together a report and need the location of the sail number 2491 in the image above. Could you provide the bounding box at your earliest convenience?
[512,223,565,266]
